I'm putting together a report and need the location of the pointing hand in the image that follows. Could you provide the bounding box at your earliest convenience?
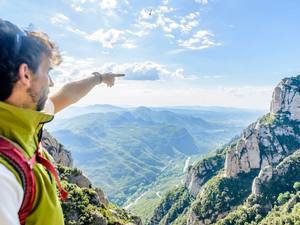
[93,72,125,87]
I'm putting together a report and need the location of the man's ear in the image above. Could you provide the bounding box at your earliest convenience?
[18,63,32,88]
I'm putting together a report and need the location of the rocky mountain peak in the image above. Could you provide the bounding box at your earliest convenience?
[270,75,300,120]
[224,75,300,177]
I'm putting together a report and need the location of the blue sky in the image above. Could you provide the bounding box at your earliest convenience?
[1,0,300,109]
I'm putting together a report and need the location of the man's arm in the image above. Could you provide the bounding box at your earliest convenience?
[50,73,124,113]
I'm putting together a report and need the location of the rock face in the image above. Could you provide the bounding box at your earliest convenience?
[187,210,202,225]
[42,129,73,167]
[184,154,224,198]
[95,187,109,205]
[270,77,300,120]
[252,149,300,196]
[225,75,300,177]
[69,171,92,188]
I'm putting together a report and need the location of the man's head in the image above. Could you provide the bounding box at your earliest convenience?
[0,19,62,111]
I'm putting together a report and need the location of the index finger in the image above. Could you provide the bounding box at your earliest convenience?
[112,74,125,77]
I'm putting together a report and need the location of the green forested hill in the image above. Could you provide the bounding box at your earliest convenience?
[46,106,257,206]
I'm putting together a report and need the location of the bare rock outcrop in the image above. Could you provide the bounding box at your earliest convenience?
[69,171,92,188]
[270,77,300,120]
[185,154,224,197]
[225,75,300,177]
[252,149,300,196]
[42,129,73,167]
[95,187,109,205]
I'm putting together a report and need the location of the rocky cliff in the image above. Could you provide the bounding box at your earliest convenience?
[225,76,300,177]
[184,153,225,198]
[149,75,300,225]
[270,77,300,120]
[43,129,73,167]
[252,148,300,200]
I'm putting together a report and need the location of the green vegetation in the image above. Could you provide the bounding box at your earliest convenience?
[216,150,300,225]
[145,78,300,225]
[48,107,246,205]
[191,153,225,180]
[128,157,192,224]
[216,204,264,225]
[58,165,140,225]
[289,75,300,92]
[254,151,300,206]
[148,186,194,225]
[190,170,259,223]
[171,212,187,225]
[260,192,300,224]
[259,113,276,125]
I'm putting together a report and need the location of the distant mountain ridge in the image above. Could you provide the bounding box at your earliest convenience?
[149,75,300,225]
[56,104,264,125]
[46,106,256,206]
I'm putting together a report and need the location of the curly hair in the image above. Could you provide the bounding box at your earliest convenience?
[0,19,62,101]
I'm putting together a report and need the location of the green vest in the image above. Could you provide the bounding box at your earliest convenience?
[0,101,64,225]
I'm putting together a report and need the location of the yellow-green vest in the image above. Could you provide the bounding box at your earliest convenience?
[0,101,64,225]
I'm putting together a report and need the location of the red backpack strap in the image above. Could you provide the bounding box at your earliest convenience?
[31,142,68,201]
[0,138,68,225]
[0,137,36,225]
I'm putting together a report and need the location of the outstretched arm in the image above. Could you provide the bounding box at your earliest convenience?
[50,73,124,113]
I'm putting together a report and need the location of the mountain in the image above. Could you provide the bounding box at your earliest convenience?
[55,104,126,119]
[45,106,254,206]
[149,75,300,225]
[154,106,265,126]
[41,131,141,225]
[56,104,264,127]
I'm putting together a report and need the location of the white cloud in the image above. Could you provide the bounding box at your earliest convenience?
[99,62,197,81]
[174,68,186,79]
[69,0,128,14]
[100,0,117,9]
[165,33,175,39]
[139,8,152,20]
[178,30,221,50]
[50,14,70,25]
[71,4,84,12]
[97,62,168,81]
[53,19,137,49]
[126,29,148,38]
[161,0,169,5]
[66,26,87,36]
[135,6,200,38]
[195,0,209,5]
[158,6,174,14]
[121,41,137,49]
[50,54,194,84]
[50,55,97,85]
[86,29,124,48]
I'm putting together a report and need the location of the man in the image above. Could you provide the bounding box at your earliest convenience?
[0,19,124,225]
